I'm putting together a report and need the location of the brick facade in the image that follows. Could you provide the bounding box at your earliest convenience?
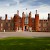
[0,10,50,32]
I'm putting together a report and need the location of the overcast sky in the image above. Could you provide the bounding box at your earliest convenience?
[0,0,50,19]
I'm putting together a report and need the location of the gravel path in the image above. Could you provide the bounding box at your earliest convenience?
[0,32,50,38]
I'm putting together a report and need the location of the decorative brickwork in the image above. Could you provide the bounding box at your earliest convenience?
[0,10,50,32]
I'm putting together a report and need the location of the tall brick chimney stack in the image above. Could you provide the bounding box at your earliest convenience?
[29,12,31,17]
[35,10,39,31]
[29,11,32,27]
[48,14,50,20]
[5,14,7,22]
[14,14,19,31]
[48,13,50,31]
[22,12,25,17]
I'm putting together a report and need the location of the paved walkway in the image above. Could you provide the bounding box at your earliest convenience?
[0,32,50,38]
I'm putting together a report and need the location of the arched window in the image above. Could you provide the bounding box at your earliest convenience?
[25,17,28,24]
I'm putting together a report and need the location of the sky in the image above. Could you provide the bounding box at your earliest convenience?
[0,0,50,19]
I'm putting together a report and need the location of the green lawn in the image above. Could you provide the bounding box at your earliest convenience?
[0,37,50,50]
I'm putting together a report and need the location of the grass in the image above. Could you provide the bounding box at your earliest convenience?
[0,37,50,50]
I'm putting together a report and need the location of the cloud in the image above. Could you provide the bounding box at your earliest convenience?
[0,0,17,7]
[33,4,50,19]
[0,0,50,19]
[0,0,50,7]
[36,0,50,5]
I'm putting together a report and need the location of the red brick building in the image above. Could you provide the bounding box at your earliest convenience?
[0,10,50,32]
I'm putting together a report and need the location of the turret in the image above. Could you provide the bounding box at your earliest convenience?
[29,11,32,27]
[22,12,25,31]
[35,10,39,31]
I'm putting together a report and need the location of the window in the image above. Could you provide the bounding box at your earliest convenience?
[25,17,28,24]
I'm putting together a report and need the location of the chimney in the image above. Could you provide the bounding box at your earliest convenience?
[29,11,31,17]
[5,14,7,20]
[48,13,50,20]
[22,12,25,17]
